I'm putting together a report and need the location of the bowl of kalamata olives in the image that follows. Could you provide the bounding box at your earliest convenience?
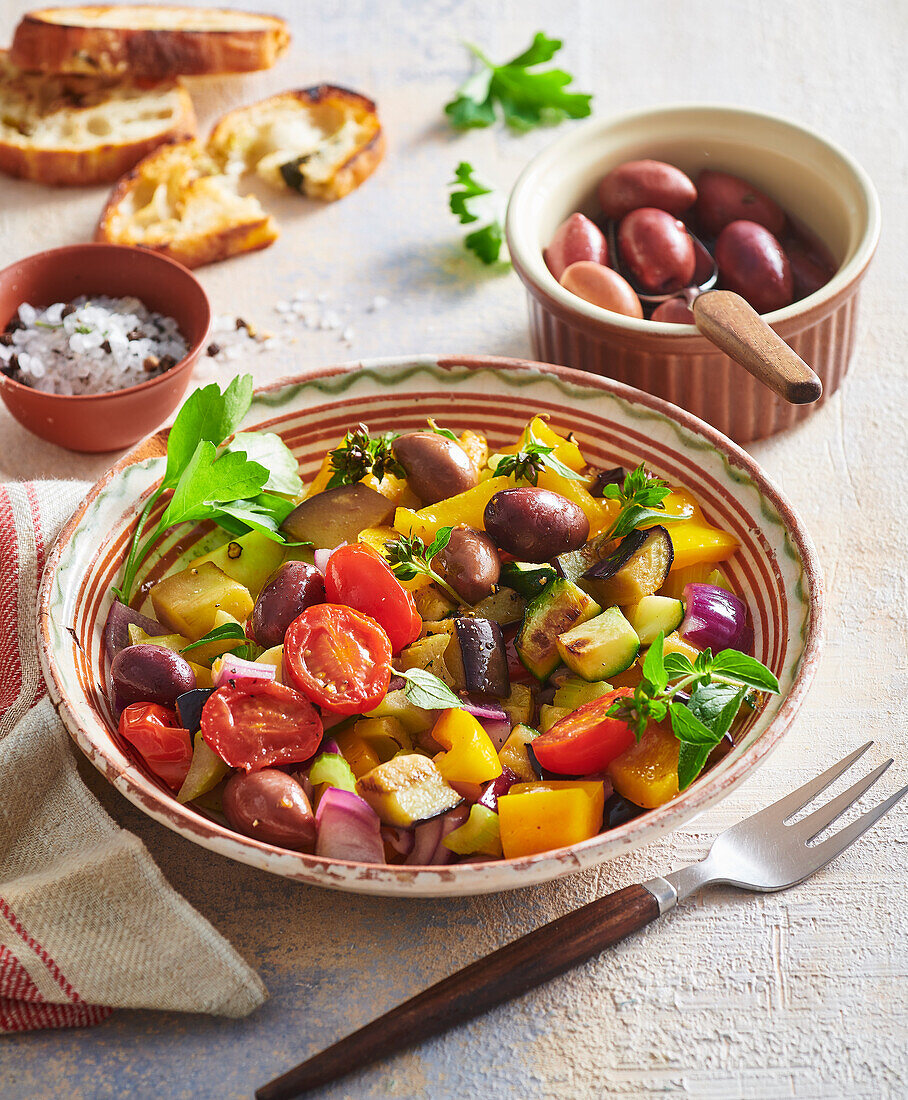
[506,105,880,442]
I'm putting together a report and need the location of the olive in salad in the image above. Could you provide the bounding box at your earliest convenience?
[104,377,779,865]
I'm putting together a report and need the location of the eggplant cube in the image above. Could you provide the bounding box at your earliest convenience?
[582,526,674,606]
[355,754,462,827]
[150,562,254,641]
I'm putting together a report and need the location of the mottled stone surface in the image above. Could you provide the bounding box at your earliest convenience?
[0,0,906,1097]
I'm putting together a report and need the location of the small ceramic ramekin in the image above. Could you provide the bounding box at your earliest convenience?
[506,105,880,443]
[0,243,210,452]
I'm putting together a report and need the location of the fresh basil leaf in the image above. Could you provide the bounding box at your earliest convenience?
[686,682,745,740]
[225,432,303,496]
[399,668,462,711]
[641,631,667,694]
[678,742,712,790]
[711,650,780,693]
[664,652,696,678]
[668,701,724,746]
[180,622,249,654]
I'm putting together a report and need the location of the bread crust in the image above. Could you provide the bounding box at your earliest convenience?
[11,5,290,78]
[95,138,278,268]
[0,51,196,186]
[209,84,385,202]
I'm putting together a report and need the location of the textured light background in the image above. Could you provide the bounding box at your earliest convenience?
[1,1,906,1097]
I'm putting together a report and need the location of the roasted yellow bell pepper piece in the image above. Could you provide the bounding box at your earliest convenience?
[304,453,333,498]
[187,661,213,689]
[608,724,680,808]
[643,491,738,572]
[394,477,510,541]
[354,716,413,762]
[497,781,606,859]
[502,417,587,472]
[431,708,503,785]
[458,430,488,472]
[663,631,701,664]
[333,726,382,778]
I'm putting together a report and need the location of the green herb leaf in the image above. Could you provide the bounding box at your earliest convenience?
[492,424,584,486]
[711,650,780,692]
[668,701,722,746]
[180,621,250,654]
[383,529,461,605]
[159,442,269,530]
[326,423,404,489]
[449,162,508,265]
[641,631,668,694]
[677,742,712,791]
[664,652,696,677]
[399,668,463,711]
[445,33,592,132]
[224,432,303,497]
[164,375,254,489]
[603,464,678,540]
[426,418,458,441]
[686,682,745,741]
[425,526,454,560]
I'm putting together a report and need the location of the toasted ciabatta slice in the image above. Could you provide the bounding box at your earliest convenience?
[0,50,195,186]
[208,85,384,202]
[96,138,278,268]
[11,5,290,79]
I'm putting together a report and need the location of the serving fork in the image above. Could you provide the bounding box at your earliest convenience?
[257,742,906,1100]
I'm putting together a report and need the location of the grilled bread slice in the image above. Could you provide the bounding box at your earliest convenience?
[11,5,290,78]
[208,86,384,202]
[0,50,195,186]
[96,139,278,268]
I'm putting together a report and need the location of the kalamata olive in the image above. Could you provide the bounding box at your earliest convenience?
[484,488,589,562]
[598,159,697,220]
[544,213,608,280]
[783,234,837,300]
[252,561,325,648]
[650,297,696,324]
[110,644,196,707]
[392,431,478,505]
[715,220,794,315]
[618,208,696,294]
[695,170,786,239]
[222,768,316,851]
[435,525,501,605]
[560,261,643,319]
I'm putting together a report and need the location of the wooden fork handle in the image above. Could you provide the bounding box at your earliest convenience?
[692,289,823,405]
[256,883,661,1100]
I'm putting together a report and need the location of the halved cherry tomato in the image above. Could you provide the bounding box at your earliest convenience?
[200,681,322,772]
[324,543,421,652]
[284,604,393,715]
[119,702,193,791]
[532,687,636,775]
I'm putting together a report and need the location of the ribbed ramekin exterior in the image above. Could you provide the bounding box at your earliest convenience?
[527,291,860,444]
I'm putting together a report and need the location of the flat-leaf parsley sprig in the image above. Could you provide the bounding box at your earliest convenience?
[492,422,584,485]
[326,424,405,489]
[607,632,780,789]
[602,464,684,540]
[113,375,304,604]
[449,162,508,265]
[444,32,592,132]
[383,527,463,606]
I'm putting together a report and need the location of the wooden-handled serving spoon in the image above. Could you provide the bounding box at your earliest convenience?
[607,222,823,406]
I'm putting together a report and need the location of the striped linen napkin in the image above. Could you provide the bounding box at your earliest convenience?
[0,480,267,1032]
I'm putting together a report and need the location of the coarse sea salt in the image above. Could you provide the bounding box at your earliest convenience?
[0,295,187,396]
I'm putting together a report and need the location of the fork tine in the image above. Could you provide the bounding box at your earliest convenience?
[793,759,893,842]
[763,741,874,824]
[807,780,908,869]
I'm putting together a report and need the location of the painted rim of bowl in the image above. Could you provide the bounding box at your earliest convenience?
[0,243,211,404]
[506,102,882,338]
[37,354,825,893]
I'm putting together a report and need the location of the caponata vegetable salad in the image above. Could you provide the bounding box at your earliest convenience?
[104,376,779,865]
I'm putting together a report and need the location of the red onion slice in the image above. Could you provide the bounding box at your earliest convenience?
[680,583,749,651]
[315,787,384,863]
[211,654,276,690]
[313,543,347,576]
